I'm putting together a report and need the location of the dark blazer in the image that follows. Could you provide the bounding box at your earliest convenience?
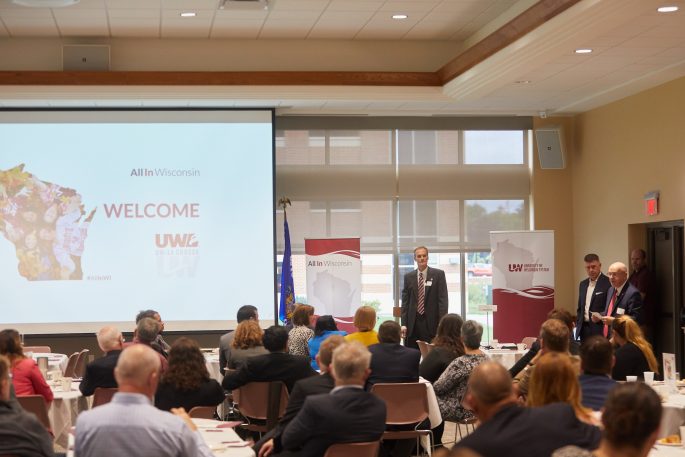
[221,351,317,392]
[79,350,121,397]
[611,341,651,381]
[579,373,617,411]
[401,267,448,340]
[367,343,420,388]
[603,282,643,336]
[419,346,460,383]
[278,387,386,457]
[575,273,611,340]
[456,403,600,457]
[154,378,225,412]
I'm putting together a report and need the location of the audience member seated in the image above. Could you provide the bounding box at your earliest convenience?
[308,315,347,370]
[0,354,55,457]
[611,315,658,381]
[265,341,387,457]
[154,337,225,412]
[419,313,465,383]
[453,362,600,457]
[222,325,317,392]
[0,329,53,404]
[344,306,379,346]
[527,352,596,425]
[220,305,259,373]
[80,325,124,396]
[578,336,617,411]
[227,320,268,370]
[367,320,420,387]
[553,382,661,457]
[288,304,315,359]
[75,344,213,457]
[514,319,579,399]
[255,335,344,456]
[135,309,170,358]
[133,317,168,373]
[434,320,488,446]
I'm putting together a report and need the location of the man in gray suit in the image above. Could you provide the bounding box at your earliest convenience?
[219,305,259,372]
[401,246,448,350]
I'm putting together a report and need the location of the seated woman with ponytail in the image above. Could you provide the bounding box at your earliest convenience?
[611,315,659,381]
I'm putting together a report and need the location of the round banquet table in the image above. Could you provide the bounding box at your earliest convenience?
[32,352,69,373]
[49,380,89,448]
[481,348,527,370]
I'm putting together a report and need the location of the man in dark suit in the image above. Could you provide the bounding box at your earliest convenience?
[79,325,123,396]
[264,341,386,457]
[575,253,611,342]
[401,246,448,350]
[455,362,600,457]
[254,335,344,456]
[592,262,643,338]
[219,305,259,372]
[579,336,617,411]
[367,321,420,388]
[222,325,316,393]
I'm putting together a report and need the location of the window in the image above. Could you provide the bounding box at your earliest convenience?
[464,130,525,164]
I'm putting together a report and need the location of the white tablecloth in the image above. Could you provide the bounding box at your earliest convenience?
[204,352,223,383]
[482,348,527,370]
[49,381,88,448]
[32,352,68,373]
[649,444,685,456]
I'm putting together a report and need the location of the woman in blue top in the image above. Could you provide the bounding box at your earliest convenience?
[308,315,347,370]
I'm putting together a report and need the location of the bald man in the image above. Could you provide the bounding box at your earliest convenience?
[454,362,600,457]
[75,345,213,457]
[79,325,124,396]
[592,262,643,338]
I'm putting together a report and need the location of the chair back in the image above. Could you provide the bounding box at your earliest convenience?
[324,441,380,457]
[416,340,434,359]
[92,387,118,408]
[73,349,90,378]
[63,352,79,377]
[188,406,216,419]
[22,346,52,353]
[236,381,289,430]
[371,382,429,426]
[16,395,51,432]
[521,337,536,349]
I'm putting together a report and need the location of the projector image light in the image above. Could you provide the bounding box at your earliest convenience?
[12,0,79,6]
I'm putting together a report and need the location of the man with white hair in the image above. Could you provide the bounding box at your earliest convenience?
[79,325,124,396]
[592,261,643,338]
[265,341,386,457]
[75,345,213,457]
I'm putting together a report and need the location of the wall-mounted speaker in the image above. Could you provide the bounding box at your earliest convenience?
[534,127,565,169]
[62,45,110,71]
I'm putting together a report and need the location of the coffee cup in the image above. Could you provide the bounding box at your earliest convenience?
[626,375,638,382]
[61,377,73,391]
[644,371,655,385]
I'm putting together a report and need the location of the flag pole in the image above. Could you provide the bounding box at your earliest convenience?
[278,197,294,326]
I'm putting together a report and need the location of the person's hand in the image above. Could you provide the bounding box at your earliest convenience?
[171,407,197,431]
[258,439,274,457]
[401,326,407,339]
[591,313,601,323]
[601,316,614,326]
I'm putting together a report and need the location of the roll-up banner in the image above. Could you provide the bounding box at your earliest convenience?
[305,238,361,332]
[490,230,555,343]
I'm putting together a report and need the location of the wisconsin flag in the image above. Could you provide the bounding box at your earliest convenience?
[279,215,295,324]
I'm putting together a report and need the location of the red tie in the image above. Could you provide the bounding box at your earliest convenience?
[417,272,425,315]
[603,289,618,338]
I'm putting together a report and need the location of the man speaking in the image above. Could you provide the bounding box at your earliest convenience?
[401,246,448,349]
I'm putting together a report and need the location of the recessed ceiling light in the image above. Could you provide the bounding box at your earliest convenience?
[180,11,197,17]
[12,0,78,6]
[657,5,679,12]
[515,80,532,85]
[575,48,593,54]
[392,14,408,20]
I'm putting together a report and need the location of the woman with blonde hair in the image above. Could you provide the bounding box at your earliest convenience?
[611,315,659,381]
[528,352,595,425]
[344,306,379,346]
[288,304,315,359]
[228,320,268,369]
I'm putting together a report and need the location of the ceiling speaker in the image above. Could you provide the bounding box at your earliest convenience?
[62,45,110,72]
[534,127,565,169]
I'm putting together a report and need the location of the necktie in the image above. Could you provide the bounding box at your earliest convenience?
[417,272,425,315]
[603,289,618,338]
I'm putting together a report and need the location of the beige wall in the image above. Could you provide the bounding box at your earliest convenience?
[572,75,685,296]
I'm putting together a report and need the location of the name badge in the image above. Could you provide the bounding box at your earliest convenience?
[595,291,604,295]
[425,281,433,287]
[616,308,625,315]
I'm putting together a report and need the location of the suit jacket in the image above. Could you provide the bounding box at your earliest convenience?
[221,351,316,392]
[602,282,643,337]
[278,387,386,457]
[79,350,121,397]
[367,343,420,388]
[401,267,448,339]
[575,273,611,340]
[219,330,235,373]
[456,403,600,457]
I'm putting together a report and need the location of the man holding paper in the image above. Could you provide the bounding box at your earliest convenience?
[592,262,643,338]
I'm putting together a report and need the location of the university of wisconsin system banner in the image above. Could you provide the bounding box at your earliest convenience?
[490,230,555,342]
[305,238,361,332]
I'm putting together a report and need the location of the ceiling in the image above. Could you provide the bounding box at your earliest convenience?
[0,0,684,116]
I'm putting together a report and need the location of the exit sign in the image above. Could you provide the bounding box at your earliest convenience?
[644,191,659,216]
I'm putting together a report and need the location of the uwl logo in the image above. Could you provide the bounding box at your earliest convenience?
[508,264,523,272]
[155,233,198,248]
